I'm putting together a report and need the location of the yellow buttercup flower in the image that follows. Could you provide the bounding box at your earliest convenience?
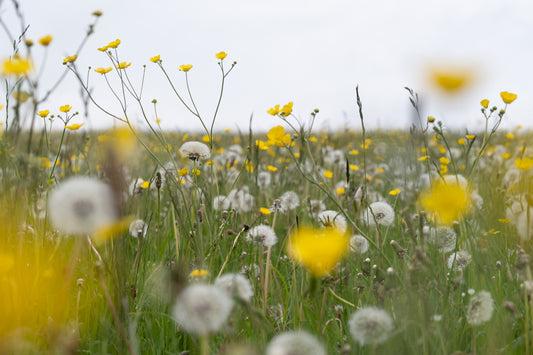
[12,91,30,102]
[267,165,277,172]
[59,105,72,113]
[0,104,4,111]
[95,67,112,74]
[336,187,345,195]
[480,99,489,108]
[458,138,466,145]
[179,64,193,72]
[515,157,533,170]
[430,67,472,92]
[92,10,103,17]
[267,125,291,147]
[500,91,517,104]
[38,110,49,118]
[279,101,293,117]
[38,35,53,46]
[256,140,269,150]
[150,55,161,63]
[439,157,450,164]
[215,51,227,60]
[287,226,350,277]
[349,164,359,171]
[1,56,33,76]
[115,62,131,69]
[324,170,333,179]
[260,207,271,215]
[107,39,121,49]
[178,168,189,176]
[506,132,514,140]
[65,123,84,130]
[389,188,401,196]
[419,179,471,226]
[140,181,150,189]
[62,54,78,65]
[466,134,475,140]
[267,104,280,115]
[97,46,109,52]
[189,269,209,277]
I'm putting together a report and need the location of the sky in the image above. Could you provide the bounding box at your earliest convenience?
[1,0,532,133]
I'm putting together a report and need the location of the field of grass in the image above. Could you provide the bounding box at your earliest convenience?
[1,4,532,355]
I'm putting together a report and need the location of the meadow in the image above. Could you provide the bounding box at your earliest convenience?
[0,6,531,355]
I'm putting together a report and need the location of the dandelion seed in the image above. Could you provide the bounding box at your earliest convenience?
[173,284,233,335]
[179,141,210,161]
[215,273,253,302]
[318,210,348,234]
[246,225,277,248]
[466,290,494,325]
[349,307,394,346]
[361,201,395,227]
[47,177,118,236]
[266,330,326,355]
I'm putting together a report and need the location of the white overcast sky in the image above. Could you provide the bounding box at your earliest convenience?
[1,0,532,133]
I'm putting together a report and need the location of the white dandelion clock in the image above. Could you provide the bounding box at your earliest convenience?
[349,307,394,346]
[266,330,326,355]
[47,177,118,236]
[308,199,325,216]
[466,290,494,326]
[350,235,369,254]
[447,250,472,271]
[173,284,234,335]
[179,141,210,161]
[279,191,300,211]
[318,210,347,234]
[246,225,278,248]
[425,226,457,253]
[129,219,147,238]
[361,201,395,227]
[228,187,255,213]
[257,171,272,188]
[214,273,254,302]
[213,195,230,211]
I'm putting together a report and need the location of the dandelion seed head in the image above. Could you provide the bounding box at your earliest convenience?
[349,307,394,346]
[361,202,395,227]
[47,177,118,236]
[425,226,457,253]
[228,187,255,213]
[447,250,472,271]
[215,273,254,302]
[350,235,369,254]
[257,171,272,188]
[466,290,494,325]
[246,225,278,247]
[179,141,210,161]
[129,219,147,238]
[213,195,230,211]
[318,210,347,233]
[279,191,300,211]
[308,199,326,216]
[266,330,326,355]
[173,284,233,335]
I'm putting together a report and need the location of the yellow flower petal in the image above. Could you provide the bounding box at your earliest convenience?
[65,123,84,130]
[500,91,517,104]
[215,51,227,60]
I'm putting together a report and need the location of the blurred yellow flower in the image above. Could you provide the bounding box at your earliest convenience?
[349,164,359,171]
[260,207,271,215]
[12,91,30,102]
[59,105,72,112]
[498,218,511,224]
[38,35,53,46]
[458,138,466,145]
[287,226,349,277]
[506,133,514,139]
[480,99,489,108]
[267,165,277,172]
[93,216,135,245]
[150,55,161,63]
[427,116,435,123]
[215,51,227,60]
[500,91,517,104]
[202,135,210,142]
[95,67,112,74]
[25,39,33,47]
[256,140,269,150]
[389,188,401,196]
[65,123,84,130]
[419,179,471,226]
[107,39,121,49]
[324,170,333,178]
[349,149,359,155]
[97,46,109,52]
[267,125,290,147]
[430,67,472,92]
[189,269,209,277]
[439,157,450,164]
[62,54,78,65]
[178,168,189,176]
[140,181,150,189]
[515,157,533,170]
[502,153,510,159]
[267,104,280,115]
[336,187,345,195]
[179,64,193,72]
[1,56,33,76]
[115,62,131,69]
[466,134,475,140]
[92,10,103,17]
[279,101,293,117]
